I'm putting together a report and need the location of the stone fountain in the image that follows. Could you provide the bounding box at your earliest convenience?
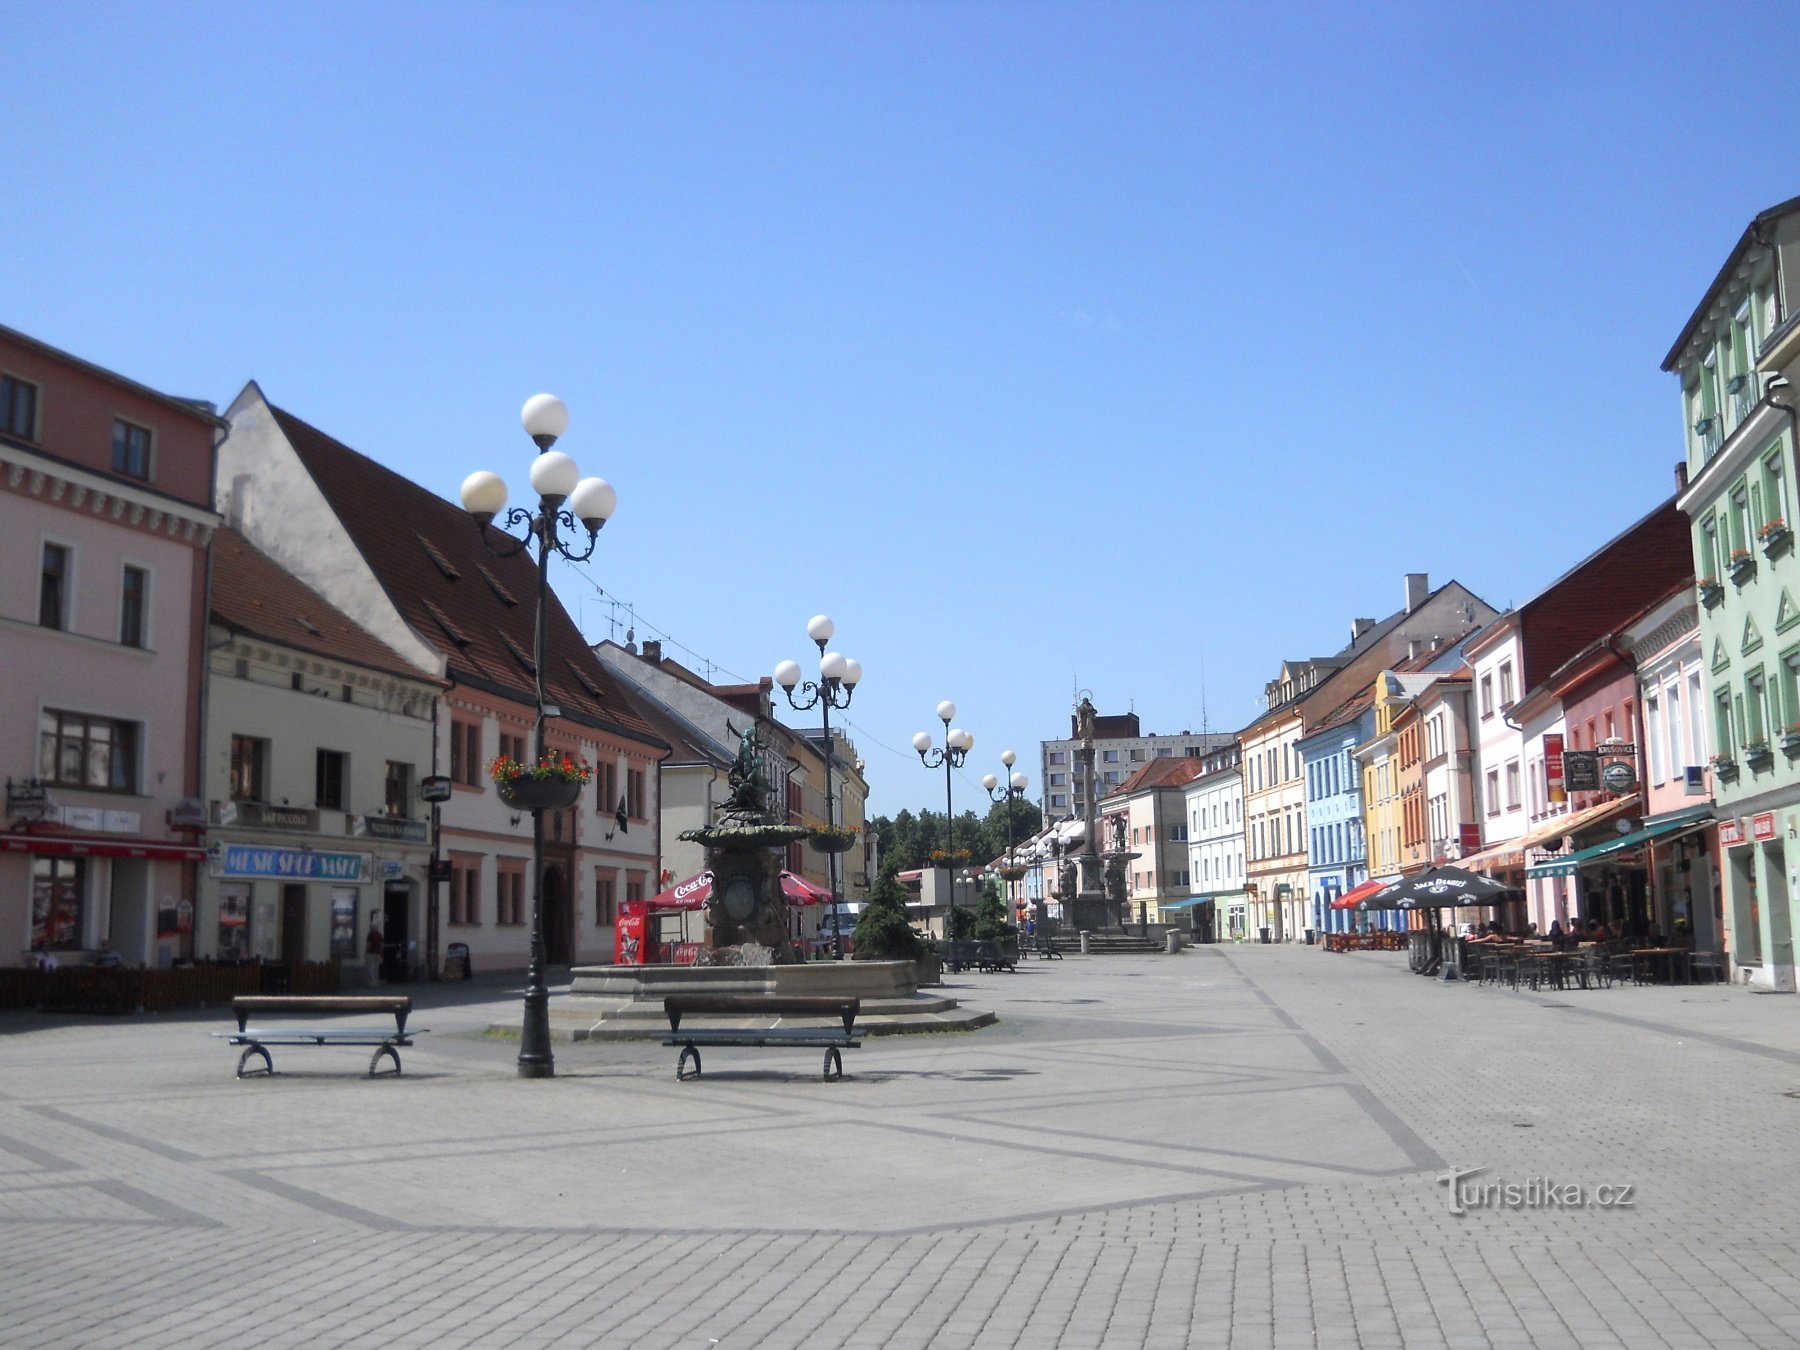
[540,725,995,1041]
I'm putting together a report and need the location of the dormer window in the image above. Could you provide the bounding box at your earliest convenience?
[2,373,38,439]
[112,419,152,481]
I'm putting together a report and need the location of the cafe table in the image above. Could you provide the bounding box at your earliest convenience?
[1629,947,1693,984]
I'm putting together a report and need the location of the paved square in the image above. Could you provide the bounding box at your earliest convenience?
[4,946,1799,1348]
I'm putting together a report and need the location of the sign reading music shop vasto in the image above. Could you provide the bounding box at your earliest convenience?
[206,842,371,884]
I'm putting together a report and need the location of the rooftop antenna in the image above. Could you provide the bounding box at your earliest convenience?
[1199,647,1210,737]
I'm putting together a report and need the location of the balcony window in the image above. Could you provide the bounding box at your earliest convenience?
[316,749,347,811]
[231,735,268,801]
[119,566,147,648]
[384,760,413,817]
[39,542,69,629]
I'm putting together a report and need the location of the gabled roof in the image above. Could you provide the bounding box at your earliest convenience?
[1662,194,1800,370]
[210,525,441,685]
[1113,757,1207,795]
[270,405,663,750]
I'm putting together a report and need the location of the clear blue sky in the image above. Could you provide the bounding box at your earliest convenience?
[6,3,1797,817]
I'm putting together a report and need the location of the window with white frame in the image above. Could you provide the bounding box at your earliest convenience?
[1484,768,1499,816]
[1747,668,1770,744]
[1499,661,1515,707]
[1646,693,1664,783]
[1479,673,1494,718]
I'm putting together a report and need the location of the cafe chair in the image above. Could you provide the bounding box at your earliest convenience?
[1688,951,1726,985]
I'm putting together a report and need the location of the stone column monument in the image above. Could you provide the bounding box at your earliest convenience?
[1068,695,1115,933]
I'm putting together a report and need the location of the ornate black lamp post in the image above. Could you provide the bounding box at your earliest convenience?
[983,749,1029,915]
[459,393,617,1079]
[774,616,862,959]
[913,702,972,941]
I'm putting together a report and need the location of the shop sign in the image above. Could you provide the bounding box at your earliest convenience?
[1458,823,1482,855]
[353,815,429,844]
[229,801,318,831]
[1718,818,1746,847]
[1751,812,1777,842]
[56,806,141,833]
[213,843,370,883]
[1563,751,1600,793]
[1601,760,1637,794]
[420,775,452,804]
[6,779,52,820]
[1543,734,1566,804]
[377,858,406,879]
[169,797,207,829]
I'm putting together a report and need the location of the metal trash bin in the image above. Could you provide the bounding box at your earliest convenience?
[1304,928,1316,945]
[1259,927,1271,944]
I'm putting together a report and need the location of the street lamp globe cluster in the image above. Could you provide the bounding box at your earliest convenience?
[915,701,974,939]
[459,393,617,1080]
[984,749,1030,921]
[774,616,862,958]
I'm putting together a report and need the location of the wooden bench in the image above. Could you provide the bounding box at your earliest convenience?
[663,995,859,1082]
[214,995,423,1078]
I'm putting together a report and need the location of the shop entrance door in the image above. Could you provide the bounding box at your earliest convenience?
[382,886,410,982]
[280,885,306,962]
[542,866,569,965]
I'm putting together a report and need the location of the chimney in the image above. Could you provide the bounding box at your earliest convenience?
[1675,461,1689,491]
[1351,617,1376,642]
[1404,572,1430,614]
[227,473,253,529]
[1407,638,1423,661]
[639,639,662,664]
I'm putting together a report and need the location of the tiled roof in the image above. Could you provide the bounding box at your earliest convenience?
[271,406,664,750]
[211,526,440,684]
[1114,757,1207,795]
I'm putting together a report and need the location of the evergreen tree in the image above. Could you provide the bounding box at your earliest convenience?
[972,874,1015,940]
[852,861,922,960]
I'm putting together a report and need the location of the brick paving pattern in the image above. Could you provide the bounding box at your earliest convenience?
[3,947,1798,1347]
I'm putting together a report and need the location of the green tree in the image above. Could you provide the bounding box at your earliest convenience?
[852,860,922,960]
[972,874,1015,940]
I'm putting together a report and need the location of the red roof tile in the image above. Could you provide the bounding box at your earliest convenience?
[211,526,441,683]
[1114,757,1207,795]
[270,406,663,750]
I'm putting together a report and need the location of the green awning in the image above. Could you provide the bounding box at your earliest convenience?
[1524,807,1713,879]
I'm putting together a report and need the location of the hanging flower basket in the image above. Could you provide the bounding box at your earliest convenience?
[490,754,591,812]
[998,865,1028,882]
[929,848,971,867]
[808,825,862,855]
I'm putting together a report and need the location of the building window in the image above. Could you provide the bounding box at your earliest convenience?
[30,856,85,951]
[1747,669,1770,743]
[627,766,646,819]
[1129,749,1145,762]
[1479,673,1494,719]
[497,730,527,765]
[595,870,616,926]
[119,565,147,647]
[1504,760,1520,811]
[1484,769,1500,817]
[316,749,347,810]
[1,373,39,439]
[496,862,525,925]
[36,711,136,792]
[1049,773,1065,787]
[40,542,69,629]
[112,419,153,480]
[1715,689,1735,758]
[450,857,480,925]
[230,735,268,800]
[1050,793,1067,809]
[1049,751,1066,765]
[1498,661,1515,707]
[595,758,617,814]
[450,719,482,785]
[625,873,646,907]
[384,761,413,817]
[1766,449,1789,533]
[1102,750,1119,763]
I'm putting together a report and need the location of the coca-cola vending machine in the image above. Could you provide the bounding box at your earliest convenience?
[614,901,648,965]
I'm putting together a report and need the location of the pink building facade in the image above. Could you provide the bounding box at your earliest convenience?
[0,325,220,966]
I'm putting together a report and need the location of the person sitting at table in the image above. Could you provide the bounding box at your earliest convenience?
[1585,918,1612,941]
[1547,919,1565,946]
[1525,922,1540,938]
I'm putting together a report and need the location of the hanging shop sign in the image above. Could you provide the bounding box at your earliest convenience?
[1751,812,1778,842]
[1718,818,1746,847]
[1601,760,1637,794]
[1563,751,1601,793]
[1543,734,1566,804]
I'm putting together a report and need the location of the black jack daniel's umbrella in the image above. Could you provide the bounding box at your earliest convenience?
[1358,865,1522,911]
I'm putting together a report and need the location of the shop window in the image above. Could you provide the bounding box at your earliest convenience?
[42,710,139,790]
[30,856,85,951]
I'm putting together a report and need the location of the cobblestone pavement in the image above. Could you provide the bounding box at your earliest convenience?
[4,947,1800,1348]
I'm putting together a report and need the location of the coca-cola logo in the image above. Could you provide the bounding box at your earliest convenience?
[673,872,713,901]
